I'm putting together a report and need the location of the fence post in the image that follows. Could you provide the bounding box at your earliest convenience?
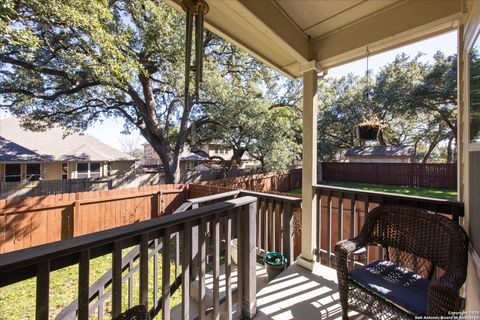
[73,199,80,237]
[156,191,162,217]
[239,201,257,319]
[191,203,199,280]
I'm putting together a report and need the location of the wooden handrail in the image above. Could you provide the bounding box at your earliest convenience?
[240,190,301,204]
[0,196,257,285]
[188,190,240,204]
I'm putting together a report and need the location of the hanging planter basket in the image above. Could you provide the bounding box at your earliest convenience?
[356,125,380,140]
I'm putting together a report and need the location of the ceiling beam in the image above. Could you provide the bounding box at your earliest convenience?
[313,0,462,69]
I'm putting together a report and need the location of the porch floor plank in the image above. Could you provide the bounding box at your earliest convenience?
[253,263,365,320]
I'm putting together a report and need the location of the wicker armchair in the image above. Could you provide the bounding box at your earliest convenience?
[335,205,469,320]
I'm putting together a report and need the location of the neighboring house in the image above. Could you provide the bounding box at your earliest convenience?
[143,142,260,170]
[179,149,209,172]
[345,145,416,163]
[0,118,135,182]
[202,142,259,169]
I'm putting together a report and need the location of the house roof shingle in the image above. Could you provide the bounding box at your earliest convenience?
[0,118,135,162]
[345,145,415,157]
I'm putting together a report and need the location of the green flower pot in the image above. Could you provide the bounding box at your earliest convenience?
[264,252,286,281]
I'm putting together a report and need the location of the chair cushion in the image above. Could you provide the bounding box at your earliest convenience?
[349,259,430,316]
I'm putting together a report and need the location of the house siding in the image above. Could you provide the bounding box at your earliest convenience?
[347,156,413,163]
[110,161,135,176]
[43,162,62,180]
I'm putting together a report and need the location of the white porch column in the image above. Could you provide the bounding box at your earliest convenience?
[297,62,320,271]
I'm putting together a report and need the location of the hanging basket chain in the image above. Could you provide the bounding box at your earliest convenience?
[365,46,371,102]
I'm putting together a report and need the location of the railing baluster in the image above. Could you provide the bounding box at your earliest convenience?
[236,208,243,318]
[238,200,257,319]
[326,191,332,267]
[377,197,385,260]
[198,217,207,320]
[263,199,268,253]
[112,241,122,317]
[36,261,50,320]
[278,201,284,257]
[175,232,180,278]
[256,199,261,252]
[349,193,356,269]
[270,200,275,252]
[225,212,233,320]
[140,233,149,307]
[364,195,370,265]
[98,286,104,320]
[213,214,220,320]
[316,189,322,263]
[337,191,344,244]
[182,222,191,320]
[283,202,294,265]
[78,249,90,320]
[191,203,199,280]
[128,262,133,309]
[153,238,159,310]
[162,227,171,320]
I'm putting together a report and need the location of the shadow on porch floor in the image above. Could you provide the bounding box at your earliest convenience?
[253,263,364,320]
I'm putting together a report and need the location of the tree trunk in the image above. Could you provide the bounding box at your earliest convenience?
[227,148,246,173]
[422,140,441,163]
[446,136,454,163]
[141,134,179,183]
[422,124,443,163]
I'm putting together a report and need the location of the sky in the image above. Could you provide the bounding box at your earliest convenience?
[0,31,458,151]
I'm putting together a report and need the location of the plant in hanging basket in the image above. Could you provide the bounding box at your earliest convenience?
[356,116,385,140]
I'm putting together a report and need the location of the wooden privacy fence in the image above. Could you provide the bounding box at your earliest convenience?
[202,169,302,193]
[0,179,113,199]
[322,162,457,189]
[0,184,187,253]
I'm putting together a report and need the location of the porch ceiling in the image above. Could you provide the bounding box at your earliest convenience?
[165,0,462,78]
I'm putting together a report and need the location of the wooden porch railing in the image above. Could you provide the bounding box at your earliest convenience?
[313,184,464,268]
[240,190,301,265]
[185,189,301,265]
[0,196,258,320]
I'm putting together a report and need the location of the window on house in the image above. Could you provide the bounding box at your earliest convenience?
[26,163,41,181]
[62,163,68,180]
[77,163,89,179]
[90,162,101,178]
[77,162,102,178]
[5,164,21,182]
[107,162,112,176]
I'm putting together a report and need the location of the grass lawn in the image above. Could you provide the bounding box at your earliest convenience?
[289,182,457,200]
[0,248,182,319]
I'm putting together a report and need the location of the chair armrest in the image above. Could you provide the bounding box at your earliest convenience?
[334,237,368,257]
[334,237,368,276]
[427,272,465,316]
